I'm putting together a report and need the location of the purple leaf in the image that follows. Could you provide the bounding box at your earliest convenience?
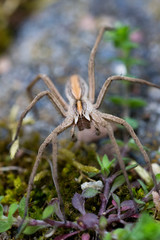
[54,231,80,240]
[121,200,135,211]
[121,200,139,218]
[108,214,117,219]
[49,198,64,221]
[72,193,86,215]
[112,199,117,208]
[77,213,98,230]
[82,233,90,240]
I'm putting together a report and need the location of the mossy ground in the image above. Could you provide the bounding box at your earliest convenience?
[0,117,101,239]
[0,116,159,239]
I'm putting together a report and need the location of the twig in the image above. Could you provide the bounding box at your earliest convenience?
[0,166,24,173]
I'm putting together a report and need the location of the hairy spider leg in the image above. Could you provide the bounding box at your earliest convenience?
[88,26,114,103]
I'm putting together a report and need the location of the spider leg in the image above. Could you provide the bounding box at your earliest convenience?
[19,116,73,231]
[95,75,160,109]
[91,112,136,206]
[99,112,159,192]
[11,90,67,145]
[104,122,135,200]
[27,74,68,111]
[52,134,66,219]
[88,26,114,103]
[70,124,77,142]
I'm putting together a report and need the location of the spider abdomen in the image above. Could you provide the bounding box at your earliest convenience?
[77,115,91,131]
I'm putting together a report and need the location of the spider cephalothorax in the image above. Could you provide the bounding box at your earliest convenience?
[12,26,160,227]
[65,74,93,131]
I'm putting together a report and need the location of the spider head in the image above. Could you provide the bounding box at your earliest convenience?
[65,74,93,130]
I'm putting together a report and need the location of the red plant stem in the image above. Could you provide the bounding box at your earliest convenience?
[98,172,120,216]
[107,208,136,225]
[98,178,111,216]
[44,219,84,230]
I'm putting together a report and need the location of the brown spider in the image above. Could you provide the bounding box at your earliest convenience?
[12,27,160,224]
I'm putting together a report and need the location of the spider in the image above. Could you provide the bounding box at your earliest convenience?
[12,26,160,224]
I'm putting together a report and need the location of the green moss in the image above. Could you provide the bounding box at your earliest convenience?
[2,175,27,204]
[58,140,99,175]
[133,187,145,199]
[116,184,131,201]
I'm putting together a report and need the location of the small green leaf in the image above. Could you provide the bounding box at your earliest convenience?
[0,220,12,233]
[99,216,108,230]
[134,198,145,205]
[19,197,26,218]
[110,175,125,194]
[82,187,99,198]
[23,226,43,235]
[109,96,126,106]
[10,138,19,159]
[147,201,155,210]
[128,138,139,151]
[112,193,121,208]
[105,139,125,147]
[96,155,103,169]
[105,24,135,51]
[127,98,146,108]
[121,57,144,67]
[126,163,138,171]
[102,155,115,171]
[7,203,18,226]
[116,139,125,147]
[0,204,3,218]
[137,179,148,195]
[124,117,138,129]
[106,158,116,170]
[98,155,116,176]
[156,173,160,183]
[113,228,129,239]
[42,205,55,219]
[102,155,110,169]
[8,203,18,217]
[109,97,146,111]
[102,232,112,240]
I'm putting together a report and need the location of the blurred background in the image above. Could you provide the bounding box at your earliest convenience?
[1,1,160,238]
[0,0,160,143]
